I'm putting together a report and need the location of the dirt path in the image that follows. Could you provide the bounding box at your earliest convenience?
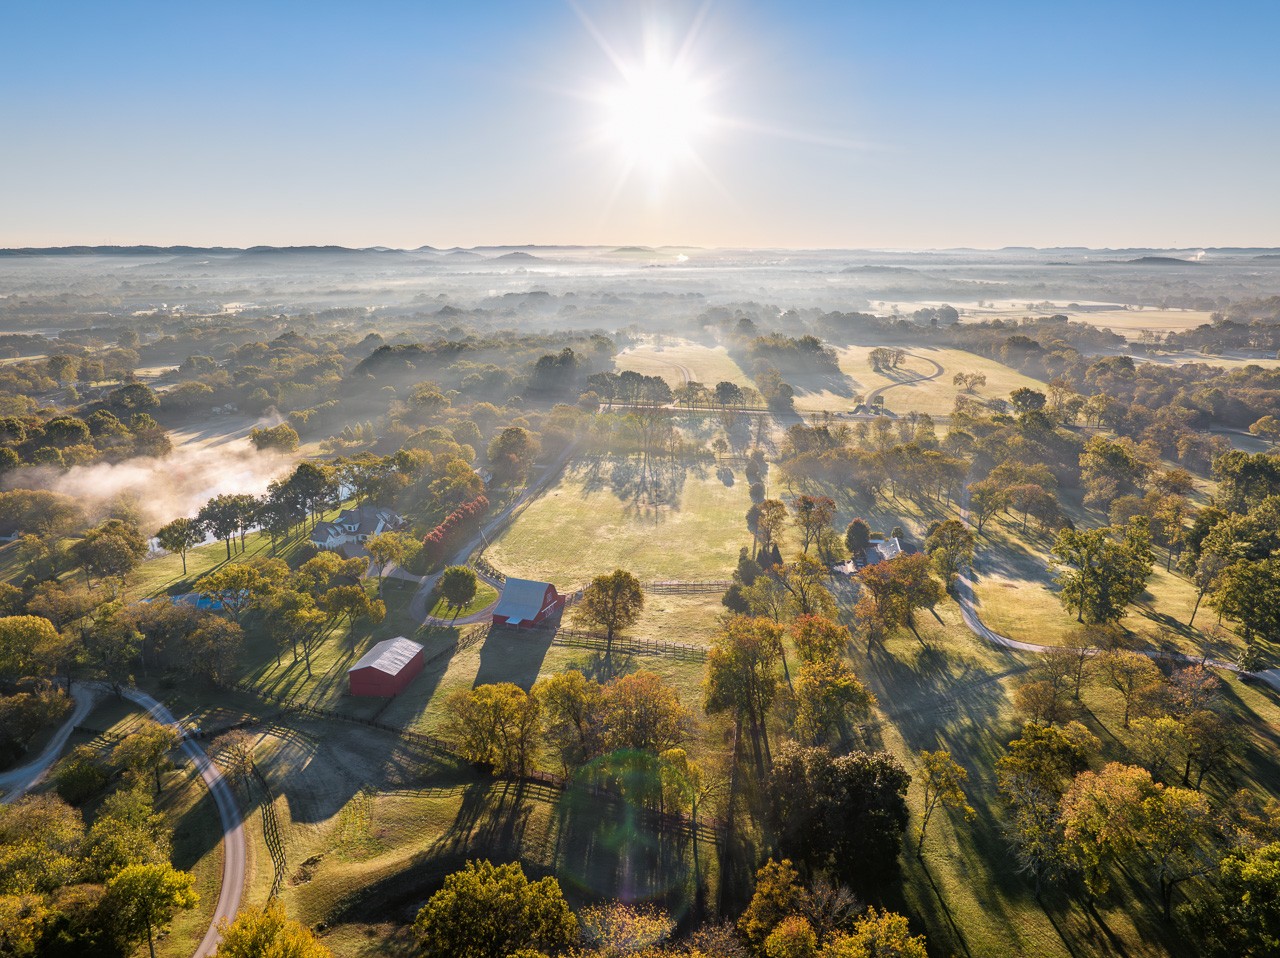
[864,352,945,406]
[0,683,105,803]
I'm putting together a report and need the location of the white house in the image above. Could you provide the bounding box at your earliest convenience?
[310,504,405,552]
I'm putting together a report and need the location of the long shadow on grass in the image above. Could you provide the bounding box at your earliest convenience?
[474,628,553,690]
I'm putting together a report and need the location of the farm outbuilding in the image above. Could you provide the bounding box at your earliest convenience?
[491,577,564,628]
[347,636,425,697]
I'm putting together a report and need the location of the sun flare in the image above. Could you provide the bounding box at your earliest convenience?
[602,61,710,175]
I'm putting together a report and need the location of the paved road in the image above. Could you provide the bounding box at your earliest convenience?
[953,491,1280,694]
[0,684,246,956]
[121,688,245,958]
[0,682,105,803]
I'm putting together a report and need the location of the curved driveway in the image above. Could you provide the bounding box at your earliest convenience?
[0,684,245,957]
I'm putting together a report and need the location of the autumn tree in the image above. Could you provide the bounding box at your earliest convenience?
[444,683,540,776]
[924,518,974,587]
[111,719,179,794]
[1095,649,1164,728]
[578,569,644,659]
[915,749,975,857]
[412,860,577,958]
[104,862,199,958]
[365,530,420,594]
[214,899,332,957]
[705,616,784,769]
[791,495,836,553]
[1051,519,1154,624]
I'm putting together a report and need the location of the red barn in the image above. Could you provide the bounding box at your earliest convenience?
[348,637,425,697]
[491,578,564,628]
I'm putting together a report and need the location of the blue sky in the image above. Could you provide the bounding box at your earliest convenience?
[2,1,1277,248]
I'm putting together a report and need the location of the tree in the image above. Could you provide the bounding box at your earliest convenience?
[198,494,244,560]
[578,902,675,957]
[966,478,1007,534]
[739,858,809,952]
[705,616,784,770]
[578,569,644,659]
[749,499,789,555]
[0,615,60,681]
[924,518,974,586]
[111,719,179,794]
[1187,841,1280,958]
[412,860,577,958]
[791,615,851,663]
[1051,520,1154,624]
[915,749,975,857]
[83,786,172,882]
[214,899,332,957]
[823,908,927,958]
[794,657,875,746]
[768,743,911,896]
[487,427,540,482]
[844,518,872,554]
[1095,649,1164,728]
[0,793,85,894]
[195,564,271,622]
[318,585,385,644]
[249,423,300,453]
[856,554,943,637]
[777,554,838,619]
[765,916,818,958]
[1209,557,1280,647]
[439,565,479,610]
[72,519,148,589]
[444,683,540,775]
[533,670,605,775]
[602,671,689,754]
[995,721,1099,891]
[365,530,420,594]
[791,495,836,553]
[104,862,199,958]
[155,517,202,576]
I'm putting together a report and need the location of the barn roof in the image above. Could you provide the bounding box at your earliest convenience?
[348,637,423,676]
[492,577,553,626]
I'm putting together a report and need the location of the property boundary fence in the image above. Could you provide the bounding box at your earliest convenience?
[494,623,707,661]
[644,580,731,595]
[251,763,287,898]
[222,680,720,841]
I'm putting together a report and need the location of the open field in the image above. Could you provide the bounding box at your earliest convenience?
[486,456,754,585]
[788,345,1046,417]
[615,339,753,389]
[969,509,1255,661]
[880,301,1215,341]
[236,718,714,955]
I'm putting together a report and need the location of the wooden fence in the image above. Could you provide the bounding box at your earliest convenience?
[495,622,707,661]
[644,580,732,595]
[251,763,288,898]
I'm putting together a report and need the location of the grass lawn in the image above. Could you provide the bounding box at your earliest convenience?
[970,511,1254,662]
[239,718,715,956]
[615,340,753,390]
[487,456,754,585]
[377,627,711,758]
[426,581,499,619]
[787,345,1047,417]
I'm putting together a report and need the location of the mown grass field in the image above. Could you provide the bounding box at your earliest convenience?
[614,339,753,389]
[789,344,1048,417]
[426,580,499,619]
[486,456,754,585]
[241,718,716,956]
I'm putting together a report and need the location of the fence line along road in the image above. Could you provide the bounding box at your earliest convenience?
[644,580,732,595]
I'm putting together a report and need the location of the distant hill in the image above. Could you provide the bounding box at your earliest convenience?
[1123,256,1200,266]
[840,265,920,275]
[445,250,484,260]
[495,251,540,261]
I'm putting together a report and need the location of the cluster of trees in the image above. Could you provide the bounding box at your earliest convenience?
[747,334,840,375]
[445,669,691,782]
[0,405,170,473]
[410,857,931,958]
[0,729,201,957]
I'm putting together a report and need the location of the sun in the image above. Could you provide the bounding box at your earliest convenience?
[602,60,710,175]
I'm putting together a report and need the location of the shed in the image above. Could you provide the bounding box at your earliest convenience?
[491,577,564,628]
[347,636,425,697]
